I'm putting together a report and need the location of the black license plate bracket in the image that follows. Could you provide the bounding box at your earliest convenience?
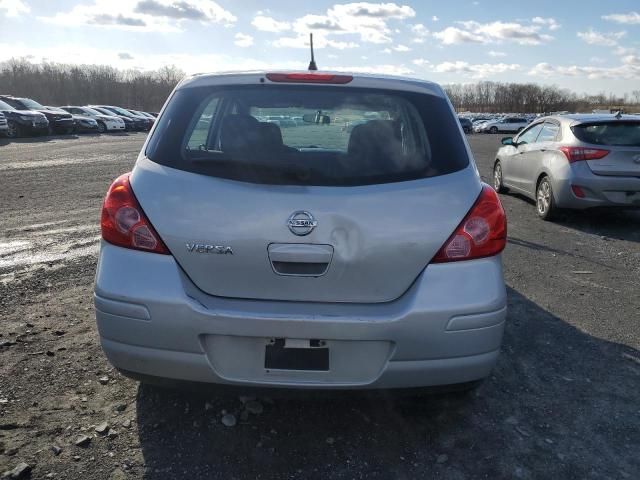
[265,338,329,371]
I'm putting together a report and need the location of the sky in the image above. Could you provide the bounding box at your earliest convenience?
[0,0,639,95]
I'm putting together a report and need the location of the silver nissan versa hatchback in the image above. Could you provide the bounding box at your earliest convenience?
[95,71,508,391]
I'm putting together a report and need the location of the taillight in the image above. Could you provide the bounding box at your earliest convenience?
[571,185,586,198]
[266,72,353,84]
[432,184,507,263]
[559,146,609,163]
[101,173,170,254]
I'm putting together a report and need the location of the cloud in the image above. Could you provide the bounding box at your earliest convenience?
[234,33,254,48]
[531,17,561,31]
[275,2,416,46]
[0,0,29,17]
[0,43,304,74]
[90,13,146,27]
[118,52,134,60]
[602,11,640,25]
[488,50,506,57]
[38,0,236,32]
[433,61,521,79]
[432,15,439,22]
[393,44,411,52]
[410,23,429,43]
[272,36,358,50]
[433,20,553,45]
[251,15,291,32]
[577,29,626,47]
[412,58,430,66]
[528,61,640,80]
[331,3,415,19]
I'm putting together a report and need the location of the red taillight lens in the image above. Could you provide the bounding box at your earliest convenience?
[101,173,170,254]
[571,185,586,198]
[266,72,353,84]
[432,184,507,263]
[559,146,609,163]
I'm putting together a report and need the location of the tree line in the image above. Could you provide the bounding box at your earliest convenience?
[444,81,640,114]
[1,58,639,114]
[0,58,184,112]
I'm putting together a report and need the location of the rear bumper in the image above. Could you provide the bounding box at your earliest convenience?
[554,163,640,209]
[95,242,507,389]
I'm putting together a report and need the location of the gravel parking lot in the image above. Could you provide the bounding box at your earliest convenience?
[1,132,639,479]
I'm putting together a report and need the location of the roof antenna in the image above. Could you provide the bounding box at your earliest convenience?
[307,33,318,71]
[614,110,623,119]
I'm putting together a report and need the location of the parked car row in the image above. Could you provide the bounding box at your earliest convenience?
[0,94,158,138]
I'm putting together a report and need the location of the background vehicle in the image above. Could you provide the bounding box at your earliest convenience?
[90,106,136,131]
[0,98,49,138]
[494,114,640,219]
[95,71,507,392]
[477,117,530,134]
[458,116,473,134]
[0,96,73,135]
[0,112,8,136]
[92,105,149,131]
[129,109,156,127]
[60,106,126,133]
[44,106,98,134]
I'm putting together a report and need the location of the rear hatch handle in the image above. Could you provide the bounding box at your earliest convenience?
[268,244,334,277]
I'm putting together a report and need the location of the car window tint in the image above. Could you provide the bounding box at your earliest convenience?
[537,122,560,142]
[146,85,469,187]
[571,121,640,147]
[517,123,544,145]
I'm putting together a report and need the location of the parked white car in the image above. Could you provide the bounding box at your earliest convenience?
[476,117,530,134]
[60,106,126,133]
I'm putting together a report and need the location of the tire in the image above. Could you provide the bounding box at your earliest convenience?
[97,122,106,133]
[6,121,21,138]
[489,126,498,134]
[493,161,508,193]
[536,176,558,220]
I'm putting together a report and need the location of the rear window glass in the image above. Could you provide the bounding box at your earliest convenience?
[146,85,469,186]
[572,121,640,147]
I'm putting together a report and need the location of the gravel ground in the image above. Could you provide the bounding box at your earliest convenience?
[0,132,639,479]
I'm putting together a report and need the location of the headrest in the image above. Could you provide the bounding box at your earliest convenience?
[220,114,262,152]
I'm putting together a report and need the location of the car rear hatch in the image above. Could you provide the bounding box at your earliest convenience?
[572,120,640,176]
[131,75,480,303]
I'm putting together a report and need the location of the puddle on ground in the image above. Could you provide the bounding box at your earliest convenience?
[0,220,101,282]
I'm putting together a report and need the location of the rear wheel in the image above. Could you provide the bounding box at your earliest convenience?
[97,122,107,133]
[493,161,508,193]
[536,176,558,220]
[6,121,21,138]
[489,126,498,134]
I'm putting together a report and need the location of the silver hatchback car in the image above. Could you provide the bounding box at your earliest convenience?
[494,114,640,219]
[95,71,507,391]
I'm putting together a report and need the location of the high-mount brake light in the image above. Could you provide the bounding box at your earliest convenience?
[558,146,609,163]
[432,184,507,263]
[101,173,170,254]
[266,73,353,84]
